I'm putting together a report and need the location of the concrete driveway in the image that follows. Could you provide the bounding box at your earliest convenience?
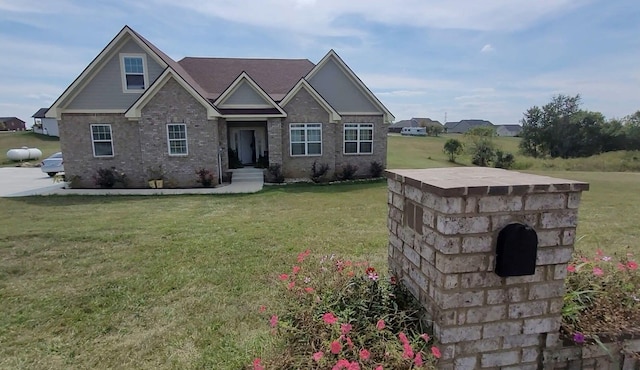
[0,167,66,197]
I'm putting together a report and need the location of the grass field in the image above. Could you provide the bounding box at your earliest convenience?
[1,132,639,368]
[0,131,61,166]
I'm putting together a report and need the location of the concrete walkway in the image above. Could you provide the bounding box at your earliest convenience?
[1,167,265,197]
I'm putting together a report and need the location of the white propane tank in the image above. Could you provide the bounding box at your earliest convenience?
[6,147,43,161]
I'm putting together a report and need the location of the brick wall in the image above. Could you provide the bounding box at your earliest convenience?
[544,339,640,369]
[59,78,222,188]
[280,87,387,179]
[385,167,590,369]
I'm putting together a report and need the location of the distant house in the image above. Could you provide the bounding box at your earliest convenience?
[389,117,442,133]
[0,117,26,131]
[31,108,60,137]
[496,124,522,137]
[444,119,493,134]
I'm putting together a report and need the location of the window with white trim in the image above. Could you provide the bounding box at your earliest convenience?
[91,124,114,157]
[120,54,147,92]
[290,123,322,156]
[167,124,188,155]
[344,123,373,154]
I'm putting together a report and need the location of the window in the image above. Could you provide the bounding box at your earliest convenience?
[91,124,114,157]
[290,123,322,156]
[344,123,373,154]
[120,54,147,92]
[167,124,188,155]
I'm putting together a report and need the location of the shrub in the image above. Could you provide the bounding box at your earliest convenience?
[562,249,639,343]
[443,138,463,162]
[256,154,269,169]
[266,164,285,183]
[335,164,359,181]
[228,148,242,169]
[254,251,441,369]
[471,141,495,167]
[494,150,515,169]
[195,168,214,187]
[92,167,127,188]
[311,161,330,183]
[369,161,384,178]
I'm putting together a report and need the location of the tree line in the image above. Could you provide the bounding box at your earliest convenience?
[519,94,640,158]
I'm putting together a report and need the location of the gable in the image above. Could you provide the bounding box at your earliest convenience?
[217,80,273,108]
[280,79,340,122]
[307,58,379,114]
[65,39,164,110]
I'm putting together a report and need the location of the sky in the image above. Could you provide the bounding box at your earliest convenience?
[1,0,639,127]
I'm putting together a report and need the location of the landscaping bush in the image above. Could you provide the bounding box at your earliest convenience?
[254,251,441,369]
[335,164,359,181]
[228,148,243,169]
[195,168,214,187]
[266,164,285,184]
[369,161,384,178]
[92,167,127,188]
[311,161,330,183]
[562,249,639,343]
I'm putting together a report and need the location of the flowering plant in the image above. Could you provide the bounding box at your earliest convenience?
[253,250,440,369]
[562,248,639,343]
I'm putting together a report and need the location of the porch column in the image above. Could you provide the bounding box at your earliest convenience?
[267,118,283,166]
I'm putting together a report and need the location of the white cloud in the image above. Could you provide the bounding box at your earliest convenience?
[481,44,495,53]
[152,0,583,37]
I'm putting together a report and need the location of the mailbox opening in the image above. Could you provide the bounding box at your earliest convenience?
[495,223,538,277]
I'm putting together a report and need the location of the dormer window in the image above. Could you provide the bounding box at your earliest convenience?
[120,54,147,92]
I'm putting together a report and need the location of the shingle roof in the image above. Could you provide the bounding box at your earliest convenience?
[390,118,442,129]
[0,117,25,123]
[32,108,49,118]
[178,57,315,101]
[496,124,522,132]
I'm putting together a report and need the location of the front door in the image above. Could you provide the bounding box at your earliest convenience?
[238,130,255,164]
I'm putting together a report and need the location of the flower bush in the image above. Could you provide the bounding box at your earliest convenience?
[562,248,640,343]
[254,250,440,369]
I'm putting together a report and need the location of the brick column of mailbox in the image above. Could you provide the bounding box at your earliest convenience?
[385,168,589,370]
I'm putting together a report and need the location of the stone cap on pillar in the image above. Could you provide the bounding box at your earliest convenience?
[384,167,589,197]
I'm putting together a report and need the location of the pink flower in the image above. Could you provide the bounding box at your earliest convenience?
[420,333,430,342]
[414,352,423,367]
[341,323,352,335]
[292,265,301,274]
[297,249,310,262]
[347,362,360,370]
[304,287,314,293]
[596,249,603,257]
[398,332,409,345]
[252,358,264,370]
[258,305,266,313]
[279,273,289,281]
[618,263,627,271]
[323,312,338,325]
[376,319,385,330]
[359,348,371,361]
[312,351,324,362]
[346,336,354,349]
[567,265,576,273]
[330,340,342,354]
[593,267,604,276]
[402,343,414,359]
[269,315,278,328]
[375,366,383,370]
[287,281,295,290]
[431,346,441,359]
[332,359,350,370]
[628,261,638,270]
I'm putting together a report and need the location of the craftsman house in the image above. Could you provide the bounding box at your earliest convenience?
[46,26,393,188]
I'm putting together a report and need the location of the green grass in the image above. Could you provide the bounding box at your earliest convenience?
[1,133,639,369]
[0,131,61,166]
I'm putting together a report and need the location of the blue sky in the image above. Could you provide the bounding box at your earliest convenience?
[1,0,639,126]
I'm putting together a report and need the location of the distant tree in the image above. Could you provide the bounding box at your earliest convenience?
[426,125,444,137]
[622,111,640,150]
[465,126,496,167]
[443,139,463,162]
[519,94,614,158]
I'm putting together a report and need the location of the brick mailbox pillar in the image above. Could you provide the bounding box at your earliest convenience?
[385,168,589,369]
